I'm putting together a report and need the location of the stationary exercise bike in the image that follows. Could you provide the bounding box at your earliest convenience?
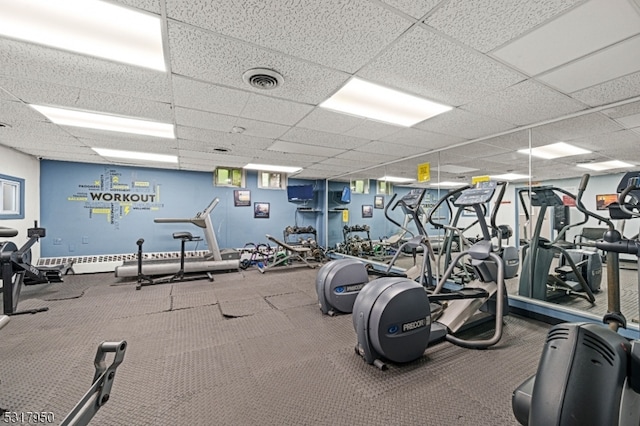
[0,222,72,315]
[512,173,640,426]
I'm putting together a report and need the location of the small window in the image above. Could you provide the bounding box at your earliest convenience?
[0,174,25,219]
[377,180,393,195]
[257,171,287,190]
[214,167,245,188]
[350,179,369,194]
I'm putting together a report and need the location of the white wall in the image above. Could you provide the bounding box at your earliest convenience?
[0,145,41,260]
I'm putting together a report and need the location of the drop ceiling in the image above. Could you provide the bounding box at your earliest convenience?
[1,0,640,185]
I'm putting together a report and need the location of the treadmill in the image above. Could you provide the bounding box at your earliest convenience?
[115,198,240,278]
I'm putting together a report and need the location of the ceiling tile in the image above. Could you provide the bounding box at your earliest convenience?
[176,126,273,150]
[172,76,250,116]
[167,22,349,105]
[0,76,173,122]
[424,0,583,53]
[534,112,624,141]
[538,35,640,93]
[166,0,411,73]
[343,120,403,140]
[564,129,640,153]
[240,94,315,126]
[415,108,515,139]
[464,80,587,126]
[379,127,465,150]
[571,71,640,106]
[380,0,441,18]
[292,169,335,179]
[491,0,640,75]
[353,141,429,156]
[481,129,544,150]
[0,39,171,102]
[174,107,237,132]
[435,142,513,159]
[280,127,370,150]
[358,25,524,106]
[175,107,293,140]
[296,108,364,134]
[335,150,403,163]
[268,140,344,157]
[601,100,640,119]
[616,112,640,128]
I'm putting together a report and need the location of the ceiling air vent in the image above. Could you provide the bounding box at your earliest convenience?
[242,68,283,90]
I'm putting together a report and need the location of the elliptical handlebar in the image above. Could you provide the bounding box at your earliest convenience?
[575,174,615,232]
[426,184,471,229]
[618,183,640,218]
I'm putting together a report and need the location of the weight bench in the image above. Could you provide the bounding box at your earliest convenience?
[259,234,317,273]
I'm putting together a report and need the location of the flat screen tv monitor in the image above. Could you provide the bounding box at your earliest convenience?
[340,186,351,204]
[287,184,314,202]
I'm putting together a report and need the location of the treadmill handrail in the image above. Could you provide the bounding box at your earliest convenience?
[154,198,220,229]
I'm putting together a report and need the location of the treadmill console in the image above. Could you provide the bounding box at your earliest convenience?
[454,181,496,207]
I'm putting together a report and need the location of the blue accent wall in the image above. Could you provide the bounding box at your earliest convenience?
[40,161,323,256]
[325,181,447,249]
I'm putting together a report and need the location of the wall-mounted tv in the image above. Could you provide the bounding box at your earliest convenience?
[287,184,314,202]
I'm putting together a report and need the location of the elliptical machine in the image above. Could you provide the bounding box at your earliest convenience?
[352,180,507,369]
[316,188,432,316]
[518,185,600,304]
[512,173,640,426]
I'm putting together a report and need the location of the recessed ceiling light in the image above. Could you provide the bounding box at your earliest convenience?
[429,181,468,188]
[31,105,175,139]
[92,148,177,163]
[377,176,416,183]
[244,163,302,173]
[320,78,452,127]
[577,160,633,171]
[491,173,530,181]
[0,0,165,71]
[517,142,591,159]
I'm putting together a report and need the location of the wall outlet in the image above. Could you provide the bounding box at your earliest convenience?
[82,236,89,244]
[53,238,62,245]
[68,244,75,252]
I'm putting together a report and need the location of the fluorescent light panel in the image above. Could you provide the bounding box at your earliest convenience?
[491,173,530,181]
[429,181,467,188]
[517,142,591,159]
[92,148,177,163]
[0,0,165,71]
[577,160,633,171]
[244,163,302,173]
[31,105,174,139]
[378,176,415,183]
[320,78,452,127]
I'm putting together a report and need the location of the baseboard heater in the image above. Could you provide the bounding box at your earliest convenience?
[37,250,212,274]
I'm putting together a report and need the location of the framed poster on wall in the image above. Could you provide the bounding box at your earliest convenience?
[234,190,251,206]
[362,205,373,218]
[254,202,270,218]
[374,196,384,209]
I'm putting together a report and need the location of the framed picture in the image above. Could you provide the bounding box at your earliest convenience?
[374,195,384,209]
[362,204,373,218]
[596,194,618,210]
[234,190,251,207]
[254,202,270,219]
